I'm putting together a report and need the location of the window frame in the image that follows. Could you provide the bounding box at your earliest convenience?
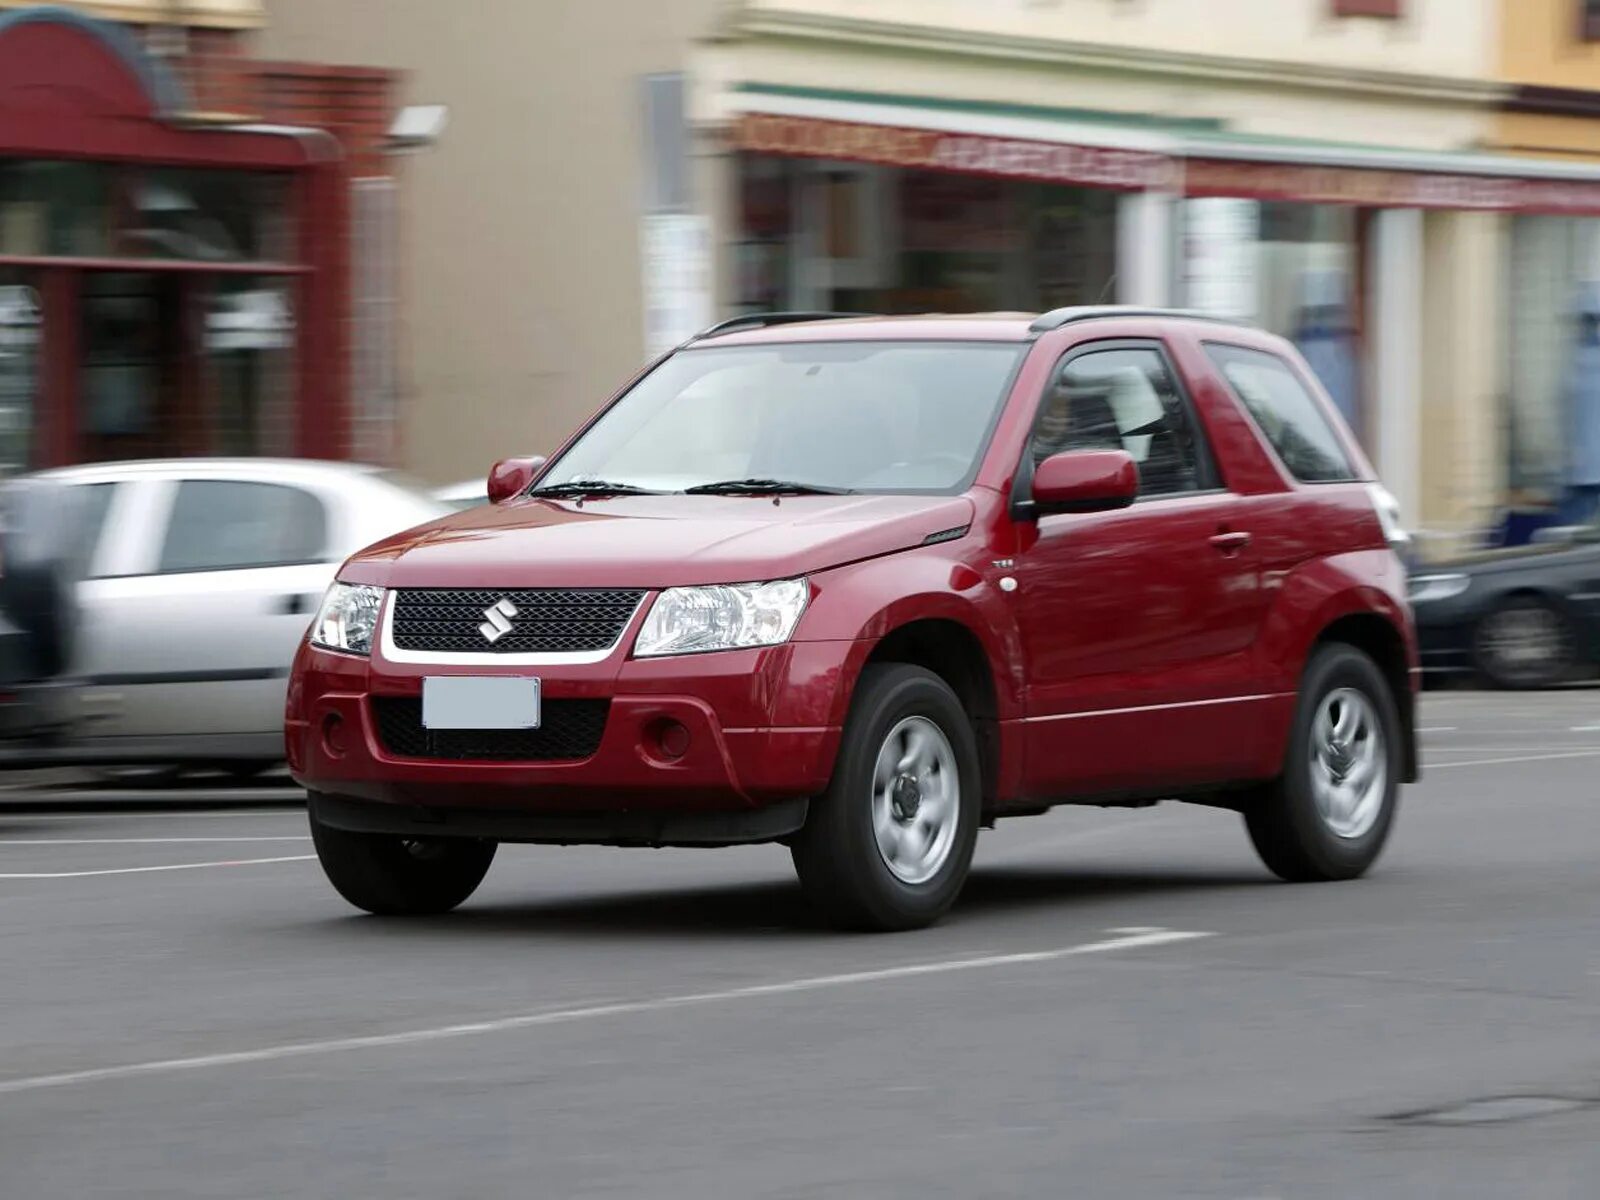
[1201,340,1363,487]
[1582,0,1600,41]
[1011,337,1224,515]
[152,477,331,576]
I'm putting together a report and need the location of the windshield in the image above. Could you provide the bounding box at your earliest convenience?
[542,341,1027,494]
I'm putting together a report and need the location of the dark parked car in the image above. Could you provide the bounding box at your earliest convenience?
[290,308,1419,931]
[1409,523,1600,688]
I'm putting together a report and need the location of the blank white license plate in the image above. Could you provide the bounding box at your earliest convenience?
[421,677,542,730]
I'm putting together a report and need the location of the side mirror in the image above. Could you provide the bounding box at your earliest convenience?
[1029,450,1139,516]
[486,455,546,504]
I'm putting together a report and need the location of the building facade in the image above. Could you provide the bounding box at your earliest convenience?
[256,0,727,486]
[48,0,1593,548]
[1483,0,1600,533]
[696,0,1593,549]
[0,0,404,476]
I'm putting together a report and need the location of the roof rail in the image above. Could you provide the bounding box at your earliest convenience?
[1028,306,1254,334]
[689,312,874,341]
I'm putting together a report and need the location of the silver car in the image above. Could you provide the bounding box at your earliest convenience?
[30,459,446,775]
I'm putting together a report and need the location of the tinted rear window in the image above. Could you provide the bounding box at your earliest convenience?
[1205,343,1358,483]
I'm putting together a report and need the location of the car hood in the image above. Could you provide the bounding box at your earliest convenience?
[339,493,978,589]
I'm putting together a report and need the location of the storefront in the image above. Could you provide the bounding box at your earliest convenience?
[721,91,1600,543]
[729,108,1175,319]
[0,8,351,473]
[733,140,1124,315]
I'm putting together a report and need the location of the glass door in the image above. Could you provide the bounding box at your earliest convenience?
[80,271,183,462]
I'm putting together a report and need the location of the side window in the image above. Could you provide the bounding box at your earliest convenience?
[1205,344,1357,483]
[72,482,118,578]
[1031,346,1204,498]
[157,481,327,574]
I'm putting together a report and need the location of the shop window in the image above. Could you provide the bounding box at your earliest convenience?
[735,155,797,313]
[117,169,292,262]
[1506,216,1600,513]
[0,161,110,257]
[1182,199,1363,442]
[0,271,40,474]
[1583,1,1600,41]
[1332,0,1402,17]
[204,276,296,458]
[0,161,291,262]
[1033,347,1205,499]
[81,273,167,455]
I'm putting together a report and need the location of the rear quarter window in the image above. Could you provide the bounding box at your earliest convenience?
[1204,343,1358,483]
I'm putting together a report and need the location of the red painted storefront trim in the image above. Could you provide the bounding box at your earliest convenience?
[0,7,356,467]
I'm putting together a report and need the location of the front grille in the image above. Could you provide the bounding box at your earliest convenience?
[390,588,645,655]
[371,697,609,762]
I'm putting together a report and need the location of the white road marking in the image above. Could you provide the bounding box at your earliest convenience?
[1417,727,1459,734]
[0,837,310,846]
[0,928,1214,1096]
[1422,745,1600,754]
[0,809,302,820]
[1427,750,1600,770]
[1572,724,1600,733]
[0,855,315,879]
[0,788,293,800]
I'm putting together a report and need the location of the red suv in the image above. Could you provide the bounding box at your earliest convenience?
[289,308,1418,930]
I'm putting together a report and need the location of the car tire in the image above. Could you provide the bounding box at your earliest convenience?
[791,664,980,931]
[309,801,497,916]
[1244,643,1402,883]
[1473,596,1574,690]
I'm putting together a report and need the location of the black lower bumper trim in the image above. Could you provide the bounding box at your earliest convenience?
[309,792,809,848]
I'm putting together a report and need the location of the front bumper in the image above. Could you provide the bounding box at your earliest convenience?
[287,633,857,818]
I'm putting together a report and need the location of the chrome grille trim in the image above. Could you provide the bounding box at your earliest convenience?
[378,590,648,666]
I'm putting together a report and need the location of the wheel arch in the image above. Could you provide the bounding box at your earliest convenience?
[1311,612,1418,783]
[861,617,1005,805]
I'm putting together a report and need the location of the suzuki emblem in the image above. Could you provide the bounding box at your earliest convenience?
[478,598,519,644]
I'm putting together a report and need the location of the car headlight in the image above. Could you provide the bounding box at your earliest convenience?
[310,583,385,655]
[1408,574,1470,605]
[635,579,809,657]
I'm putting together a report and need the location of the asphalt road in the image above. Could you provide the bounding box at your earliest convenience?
[1,690,1597,1199]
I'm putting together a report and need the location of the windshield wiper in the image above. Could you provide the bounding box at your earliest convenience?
[527,480,662,498]
[683,478,853,496]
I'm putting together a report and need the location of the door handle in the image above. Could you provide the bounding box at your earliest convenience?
[1209,530,1252,554]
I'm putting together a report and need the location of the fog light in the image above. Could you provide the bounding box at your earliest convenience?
[322,712,348,758]
[646,718,691,762]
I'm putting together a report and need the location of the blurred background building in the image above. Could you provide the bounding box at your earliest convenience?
[0,0,405,473]
[699,0,1600,551]
[4,0,1600,551]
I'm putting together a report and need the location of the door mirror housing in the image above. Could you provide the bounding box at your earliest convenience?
[1029,450,1139,516]
[486,456,546,504]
